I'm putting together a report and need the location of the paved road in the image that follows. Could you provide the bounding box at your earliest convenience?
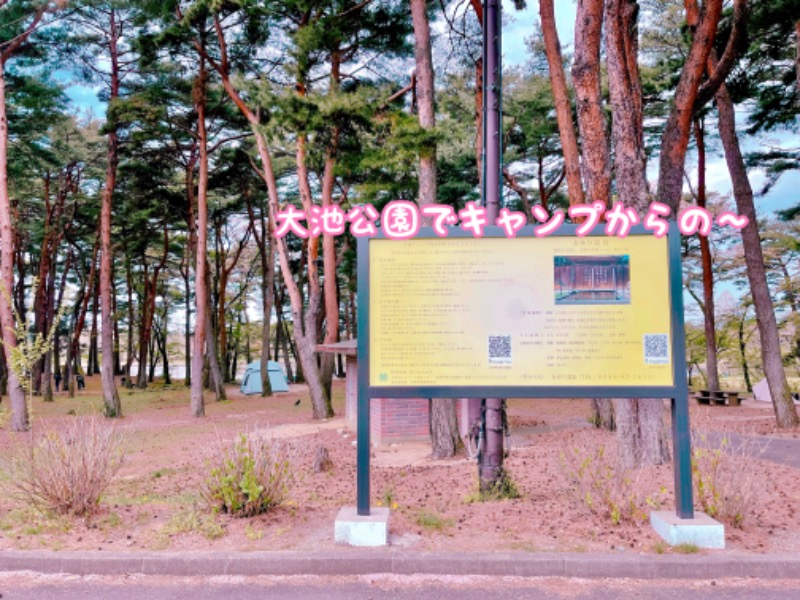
[696,430,800,470]
[2,574,800,600]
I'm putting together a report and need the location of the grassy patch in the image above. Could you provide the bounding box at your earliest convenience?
[158,510,226,544]
[0,507,72,536]
[415,511,453,532]
[244,523,264,540]
[465,471,521,503]
[151,468,177,480]
[672,543,700,554]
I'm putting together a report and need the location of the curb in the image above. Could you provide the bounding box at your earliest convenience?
[1,550,799,579]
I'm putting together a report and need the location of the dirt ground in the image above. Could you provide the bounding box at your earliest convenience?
[0,377,798,555]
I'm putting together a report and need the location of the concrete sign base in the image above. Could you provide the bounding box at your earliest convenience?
[651,511,725,549]
[334,506,390,547]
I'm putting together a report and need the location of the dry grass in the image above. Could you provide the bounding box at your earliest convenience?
[2,416,128,517]
[691,413,767,528]
[560,433,668,525]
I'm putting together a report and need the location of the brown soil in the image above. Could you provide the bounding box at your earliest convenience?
[0,378,798,555]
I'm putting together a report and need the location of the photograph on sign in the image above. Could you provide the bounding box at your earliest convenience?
[369,235,674,388]
[554,255,630,305]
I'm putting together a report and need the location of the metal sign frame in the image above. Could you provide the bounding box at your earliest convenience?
[356,224,693,519]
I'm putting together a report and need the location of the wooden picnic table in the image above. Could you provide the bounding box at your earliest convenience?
[694,389,740,407]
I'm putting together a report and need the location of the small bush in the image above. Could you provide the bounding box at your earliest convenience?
[201,431,296,517]
[691,429,764,528]
[560,437,666,525]
[2,417,128,517]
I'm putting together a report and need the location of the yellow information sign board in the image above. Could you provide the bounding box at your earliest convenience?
[369,235,674,387]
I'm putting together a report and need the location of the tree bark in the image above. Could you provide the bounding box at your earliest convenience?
[0,68,27,430]
[411,0,438,207]
[656,0,722,212]
[714,80,799,428]
[205,268,226,401]
[795,20,800,104]
[539,0,585,206]
[572,0,610,205]
[136,222,168,388]
[737,306,753,393]
[42,255,57,402]
[474,58,483,188]
[693,117,719,391]
[246,194,274,397]
[605,0,669,465]
[413,0,459,458]
[89,283,99,376]
[99,9,122,418]
[606,0,648,208]
[613,398,670,469]
[190,60,209,417]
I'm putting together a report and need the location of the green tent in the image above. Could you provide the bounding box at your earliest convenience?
[240,360,289,394]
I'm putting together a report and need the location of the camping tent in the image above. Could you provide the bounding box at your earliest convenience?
[240,360,289,394]
[753,378,771,403]
[753,378,800,404]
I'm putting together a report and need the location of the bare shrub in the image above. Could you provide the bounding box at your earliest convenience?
[3,416,128,517]
[201,431,296,517]
[560,433,667,525]
[691,424,766,528]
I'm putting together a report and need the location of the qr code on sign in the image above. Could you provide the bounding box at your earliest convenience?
[643,334,669,364]
[488,335,512,364]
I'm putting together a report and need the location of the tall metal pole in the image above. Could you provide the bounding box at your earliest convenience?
[478,0,506,491]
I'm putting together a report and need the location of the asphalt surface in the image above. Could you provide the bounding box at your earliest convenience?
[697,430,800,470]
[1,573,800,600]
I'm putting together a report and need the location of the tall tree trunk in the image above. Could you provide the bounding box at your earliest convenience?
[183,260,192,387]
[474,58,483,187]
[112,282,121,375]
[693,117,720,391]
[99,10,122,418]
[714,81,799,428]
[738,307,752,393]
[42,256,57,402]
[606,0,648,206]
[795,20,800,103]
[0,67,28,430]
[656,0,722,211]
[413,0,459,458]
[205,275,226,401]
[606,0,669,465]
[135,224,169,390]
[67,243,97,397]
[574,0,614,430]
[247,194,274,397]
[136,265,150,388]
[89,278,99,375]
[190,60,209,417]
[294,113,331,416]
[540,0,585,206]
[318,49,343,403]
[572,0,610,205]
[125,259,135,376]
[159,326,171,385]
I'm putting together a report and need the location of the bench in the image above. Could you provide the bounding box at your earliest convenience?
[693,390,740,407]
